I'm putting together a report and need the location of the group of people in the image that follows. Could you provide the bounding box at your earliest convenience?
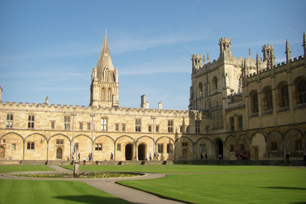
[200,153,208,160]
[71,152,94,165]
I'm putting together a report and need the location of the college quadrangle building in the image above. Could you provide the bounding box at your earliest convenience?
[0,32,305,163]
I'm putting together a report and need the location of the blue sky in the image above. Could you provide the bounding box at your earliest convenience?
[0,0,305,110]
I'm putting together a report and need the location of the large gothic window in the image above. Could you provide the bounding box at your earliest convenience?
[279,83,289,108]
[213,77,218,91]
[263,87,273,111]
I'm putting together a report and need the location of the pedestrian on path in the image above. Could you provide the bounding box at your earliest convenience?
[83,156,86,165]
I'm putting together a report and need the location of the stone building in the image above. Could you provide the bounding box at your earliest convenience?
[0,32,305,162]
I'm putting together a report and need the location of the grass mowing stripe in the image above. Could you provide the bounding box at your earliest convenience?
[0,165,53,173]
[118,169,306,204]
[60,164,294,173]
[0,180,131,204]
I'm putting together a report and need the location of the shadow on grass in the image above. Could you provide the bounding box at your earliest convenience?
[262,187,306,191]
[54,195,131,204]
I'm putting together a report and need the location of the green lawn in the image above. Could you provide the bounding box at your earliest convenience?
[118,169,306,204]
[0,165,53,173]
[1,165,305,204]
[60,164,293,173]
[0,179,130,204]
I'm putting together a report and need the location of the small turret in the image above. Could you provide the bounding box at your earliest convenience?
[192,54,202,70]
[44,96,49,106]
[219,37,232,60]
[262,44,274,69]
[285,39,291,64]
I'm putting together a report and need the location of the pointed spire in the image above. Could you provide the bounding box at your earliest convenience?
[97,29,114,71]
[207,53,210,62]
[249,48,251,58]
[285,39,291,63]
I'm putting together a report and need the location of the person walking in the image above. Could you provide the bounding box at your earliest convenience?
[83,156,86,165]
[201,153,204,160]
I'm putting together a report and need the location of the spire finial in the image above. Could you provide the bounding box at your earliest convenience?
[249,48,251,57]
[105,29,107,36]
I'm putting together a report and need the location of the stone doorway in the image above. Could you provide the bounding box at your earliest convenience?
[56,147,63,159]
[125,144,133,160]
[216,139,223,159]
[0,146,5,159]
[138,144,146,160]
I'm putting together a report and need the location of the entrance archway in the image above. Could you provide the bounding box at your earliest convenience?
[125,144,133,160]
[138,144,146,160]
[56,147,63,159]
[215,139,223,159]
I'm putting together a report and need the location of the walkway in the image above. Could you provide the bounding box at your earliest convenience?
[0,165,185,204]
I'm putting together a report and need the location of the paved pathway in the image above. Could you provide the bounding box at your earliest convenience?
[0,165,185,204]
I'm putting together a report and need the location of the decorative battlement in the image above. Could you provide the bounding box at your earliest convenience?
[246,55,305,79]
[0,101,189,117]
[219,37,231,43]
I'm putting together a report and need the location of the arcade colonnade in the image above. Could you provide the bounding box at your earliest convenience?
[1,127,305,161]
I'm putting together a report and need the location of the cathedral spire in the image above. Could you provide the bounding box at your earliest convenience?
[97,30,114,72]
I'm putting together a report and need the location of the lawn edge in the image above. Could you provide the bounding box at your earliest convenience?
[115,179,193,204]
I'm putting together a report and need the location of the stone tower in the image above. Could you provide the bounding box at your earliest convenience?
[90,31,119,107]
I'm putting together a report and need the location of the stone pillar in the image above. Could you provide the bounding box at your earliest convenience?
[73,160,80,178]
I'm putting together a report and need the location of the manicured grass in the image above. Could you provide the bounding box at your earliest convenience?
[0,179,130,204]
[60,164,295,173]
[118,169,306,204]
[0,165,53,173]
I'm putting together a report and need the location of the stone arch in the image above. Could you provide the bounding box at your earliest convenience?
[195,137,213,160]
[24,133,48,160]
[251,133,266,160]
[48,133,71,160]
[48,133,71,143]
[237,134,251,152]
[115,135,136,161]
[156,136,175,161]
[0,132,24,160]
[137,143,147,160]
[284,128,303,157]
[213,137,224,160]
[267,130,284,158]
[94,135,115,161]
[225,135,237,160]
[137,135,155,161]
[175,136,194,160]
[72,134,93,159]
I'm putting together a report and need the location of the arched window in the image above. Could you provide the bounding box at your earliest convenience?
[101,88,106,101]
[250,90,258,113]
[213,77,218,90]
[107,88,112,101]
[198,82,203,96]
[296,79,306,104]
[263,86,273,111]
[279,83,289,108]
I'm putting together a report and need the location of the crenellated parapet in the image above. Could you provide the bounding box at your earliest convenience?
[0,100,189,118]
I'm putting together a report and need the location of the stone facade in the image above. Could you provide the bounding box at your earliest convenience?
[0,32,305,162]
